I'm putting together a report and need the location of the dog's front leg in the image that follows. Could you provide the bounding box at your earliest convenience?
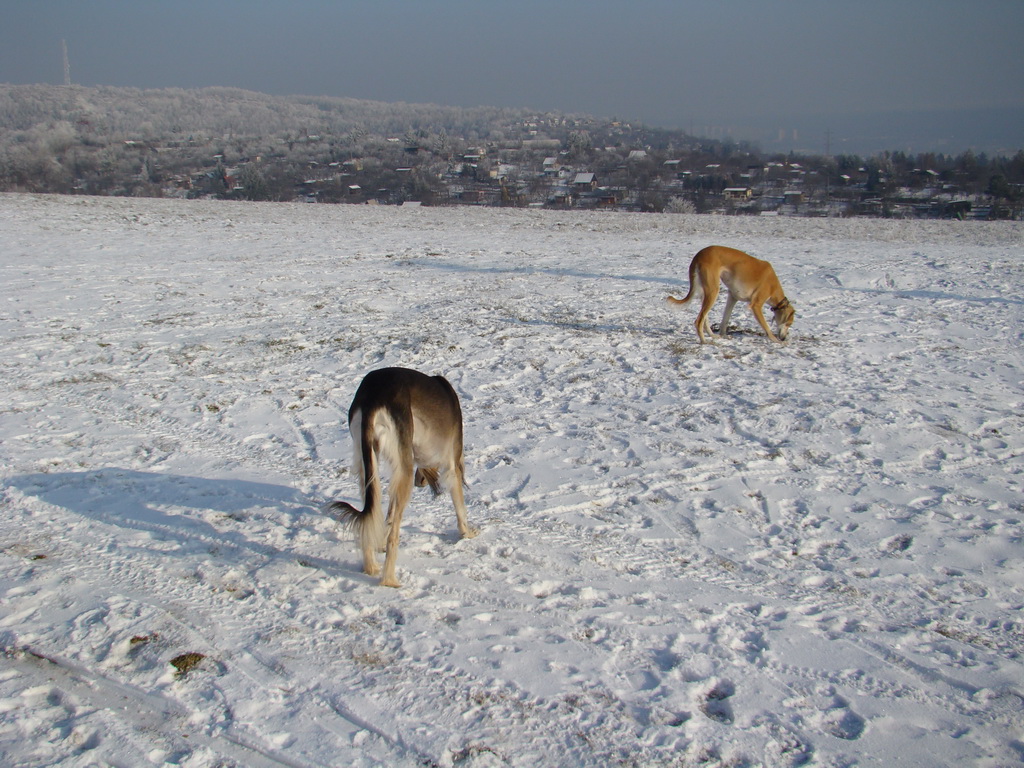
[751,303,780,342]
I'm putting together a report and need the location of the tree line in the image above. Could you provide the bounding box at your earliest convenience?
[1,83,1021,216]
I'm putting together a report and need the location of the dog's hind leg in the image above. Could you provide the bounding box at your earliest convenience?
[695,281,720,344]
[380,459,414,588]
[446,461,478,540]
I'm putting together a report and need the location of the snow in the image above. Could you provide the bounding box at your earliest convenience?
[1,192,1022,767]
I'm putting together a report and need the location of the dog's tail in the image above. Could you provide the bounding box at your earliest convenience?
[666,258,701,307]
[325,405,385,554]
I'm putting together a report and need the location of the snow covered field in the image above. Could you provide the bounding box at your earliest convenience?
[1,192,1022,767]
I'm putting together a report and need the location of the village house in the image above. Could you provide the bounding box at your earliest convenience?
[573,172,598,190]
[724,187,753,201]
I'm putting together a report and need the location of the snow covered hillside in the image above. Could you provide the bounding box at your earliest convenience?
[1,193,1022,767]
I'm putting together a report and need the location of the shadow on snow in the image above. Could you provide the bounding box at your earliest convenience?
[9,468,347,574]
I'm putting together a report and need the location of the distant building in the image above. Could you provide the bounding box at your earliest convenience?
[573,172,598,189]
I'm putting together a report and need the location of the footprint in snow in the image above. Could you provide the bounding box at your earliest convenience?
[817,700,866,740]
[880,533,913,554]
[699,678,735,724]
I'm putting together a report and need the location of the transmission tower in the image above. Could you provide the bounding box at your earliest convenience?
[62,39,71,86]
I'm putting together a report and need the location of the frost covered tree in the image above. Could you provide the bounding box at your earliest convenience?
[237,163,271,201]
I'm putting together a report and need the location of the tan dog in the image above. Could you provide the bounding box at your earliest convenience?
[667,245,795,343]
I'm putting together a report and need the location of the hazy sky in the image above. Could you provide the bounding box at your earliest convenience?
[3,0,1022,155]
